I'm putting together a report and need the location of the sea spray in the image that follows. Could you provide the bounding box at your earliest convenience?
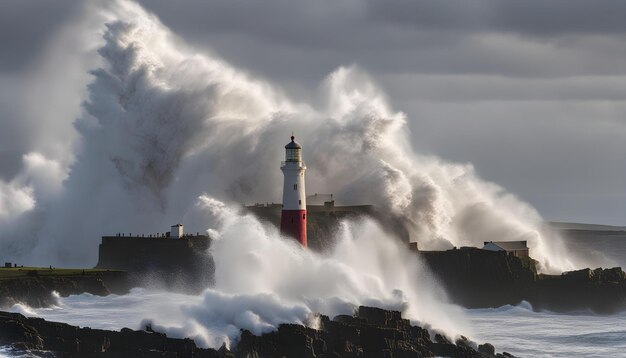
[0,0,585,274]
[27,195,470,348]
[151,195,471,347]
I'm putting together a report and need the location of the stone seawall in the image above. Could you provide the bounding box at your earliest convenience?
[96,236,214,293]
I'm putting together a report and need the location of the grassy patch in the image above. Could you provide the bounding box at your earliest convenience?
[0,267,123,280]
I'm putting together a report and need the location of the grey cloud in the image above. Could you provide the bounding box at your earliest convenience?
[0,0,81,71]
[379,74,626,103]
[0,0,85,180]
[134,0,626,85]
[366,0,626,36]
[0,0,625,229]
[401,100,626,225]
[0,78,31,180]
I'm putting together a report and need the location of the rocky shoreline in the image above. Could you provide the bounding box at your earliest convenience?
[420,248,626,313]
[0,271,130,308]
[0,306,514,357]
[2,247,625,357]
[250,208,626,313]
[3,249,626,315]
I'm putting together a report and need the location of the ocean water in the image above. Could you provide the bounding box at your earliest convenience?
[467,302,626,357]
[460,230,626,357]
[3,290,626,358]
[3,229,626,357]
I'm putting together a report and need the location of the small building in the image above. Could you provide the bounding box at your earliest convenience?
[483,241,529,257]
[171,224,183,239]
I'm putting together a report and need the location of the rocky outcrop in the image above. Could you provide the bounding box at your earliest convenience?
[0,311,227,357]
[235,306,512,357]
[0,271,130,309]
[419,248,537,309]
[532,267,626,313]
[420,248,626,313]
[0,306,514,357]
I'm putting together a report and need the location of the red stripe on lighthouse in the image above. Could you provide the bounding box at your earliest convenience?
[280,209,307,247]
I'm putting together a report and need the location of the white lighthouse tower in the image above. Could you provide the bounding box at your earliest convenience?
[280,135,307,247]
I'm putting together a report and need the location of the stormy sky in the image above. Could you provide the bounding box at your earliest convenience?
[1,0,625,225]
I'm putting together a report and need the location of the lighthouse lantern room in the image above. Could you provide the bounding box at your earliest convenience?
[280,135,307,247]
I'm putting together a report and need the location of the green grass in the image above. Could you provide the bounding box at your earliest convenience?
[0,267,124,280]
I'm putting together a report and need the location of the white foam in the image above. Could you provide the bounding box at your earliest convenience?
[30,197,468,348]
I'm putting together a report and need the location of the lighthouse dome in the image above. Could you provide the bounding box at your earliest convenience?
[285,136,302,149]
[284,135,302,162]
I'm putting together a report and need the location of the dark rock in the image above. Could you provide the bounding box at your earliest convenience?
[0,306,508,358]
[419,248,536,309]
[0,272,130,309]
[0,317,44,349]
[420,248,626,314]
[478,343,495,356]
[0,311,226,357]
[455,335,473,348]
[358,306,402,327]
[434,333,451,345]
[237,306,500,358]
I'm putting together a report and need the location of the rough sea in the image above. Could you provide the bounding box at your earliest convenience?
[3,229,626,358]
[468,303,626,357]
[3,290,626,357]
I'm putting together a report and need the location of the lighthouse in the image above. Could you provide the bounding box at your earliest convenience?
[280,135,307,247]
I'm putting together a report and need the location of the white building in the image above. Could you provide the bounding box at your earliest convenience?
[483,241,529,257]
[170,224,183,239]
